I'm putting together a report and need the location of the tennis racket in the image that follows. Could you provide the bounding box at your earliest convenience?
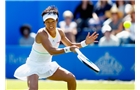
[75,48,100,72]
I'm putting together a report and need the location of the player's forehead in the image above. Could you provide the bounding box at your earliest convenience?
[45,18,56,22]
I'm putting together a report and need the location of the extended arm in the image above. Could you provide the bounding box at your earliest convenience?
[58,29,98,48]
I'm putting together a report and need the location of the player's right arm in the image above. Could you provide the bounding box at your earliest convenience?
[36,30,77,55]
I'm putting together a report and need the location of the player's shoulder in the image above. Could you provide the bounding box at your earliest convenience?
[57,28,65,37]
[57,28,64,34]
[37,27,45,33]
[36,27,48,37]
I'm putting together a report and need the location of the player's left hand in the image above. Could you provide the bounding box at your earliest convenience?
[85,32,98,45]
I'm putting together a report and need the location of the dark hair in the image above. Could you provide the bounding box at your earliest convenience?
[41,5,59,18]
[80,0,93,6]
[20,24,31,36]
[115,1,126,8]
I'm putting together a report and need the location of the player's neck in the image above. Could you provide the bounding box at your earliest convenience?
[45,28,56,38]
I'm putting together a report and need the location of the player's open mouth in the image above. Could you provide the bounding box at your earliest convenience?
[49,27,53,29]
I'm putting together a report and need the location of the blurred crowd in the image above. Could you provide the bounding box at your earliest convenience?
[19,0,135,46]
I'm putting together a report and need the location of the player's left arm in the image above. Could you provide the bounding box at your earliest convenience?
[58,29,98,48]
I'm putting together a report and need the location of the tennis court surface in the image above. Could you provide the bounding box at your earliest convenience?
[6,79,134,90]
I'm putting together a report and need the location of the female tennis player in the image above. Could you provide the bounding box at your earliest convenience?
[14,5,98,90]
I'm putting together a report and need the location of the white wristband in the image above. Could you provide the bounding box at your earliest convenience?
[81,40,87,47]
[64,47,71,53]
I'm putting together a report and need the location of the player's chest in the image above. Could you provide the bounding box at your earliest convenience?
[49,36,61,46]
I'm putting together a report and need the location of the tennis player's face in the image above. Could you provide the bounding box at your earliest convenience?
[45,18,57,31]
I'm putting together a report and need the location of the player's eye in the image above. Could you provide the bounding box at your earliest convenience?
[45,21,49,24]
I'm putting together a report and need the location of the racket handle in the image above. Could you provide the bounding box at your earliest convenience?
[75,48,82,55]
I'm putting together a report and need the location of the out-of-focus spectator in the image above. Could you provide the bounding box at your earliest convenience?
[88,18,103,44]
[129,6,135,44]
[128,0,135,6]
[124,3,133,17]
[74,0,94,30]
[59,10,77,43]
[115,0,126,16]
[76,18,103,43]
[104,4,123,35]
[123,0,135,20]
[99,24,120,46]
[116,21,131,45]
[117,5,135,44]
[94,0,112,23]
[123,2,135,22]
[19,24,35,46]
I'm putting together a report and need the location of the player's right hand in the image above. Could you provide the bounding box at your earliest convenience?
[70,45,79,53]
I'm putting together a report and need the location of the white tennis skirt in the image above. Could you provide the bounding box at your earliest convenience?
[14,58,60,81]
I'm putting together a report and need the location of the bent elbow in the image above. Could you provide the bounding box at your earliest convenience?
[49,51,55,55]
[48,50,58,55]
[47,48,64,55]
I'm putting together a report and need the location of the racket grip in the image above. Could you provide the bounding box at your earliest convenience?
[75,48,82,55]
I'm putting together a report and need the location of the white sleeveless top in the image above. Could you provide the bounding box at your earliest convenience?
[27,27,61,64]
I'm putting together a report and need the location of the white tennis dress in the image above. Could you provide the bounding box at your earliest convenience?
[14,27,61,81]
